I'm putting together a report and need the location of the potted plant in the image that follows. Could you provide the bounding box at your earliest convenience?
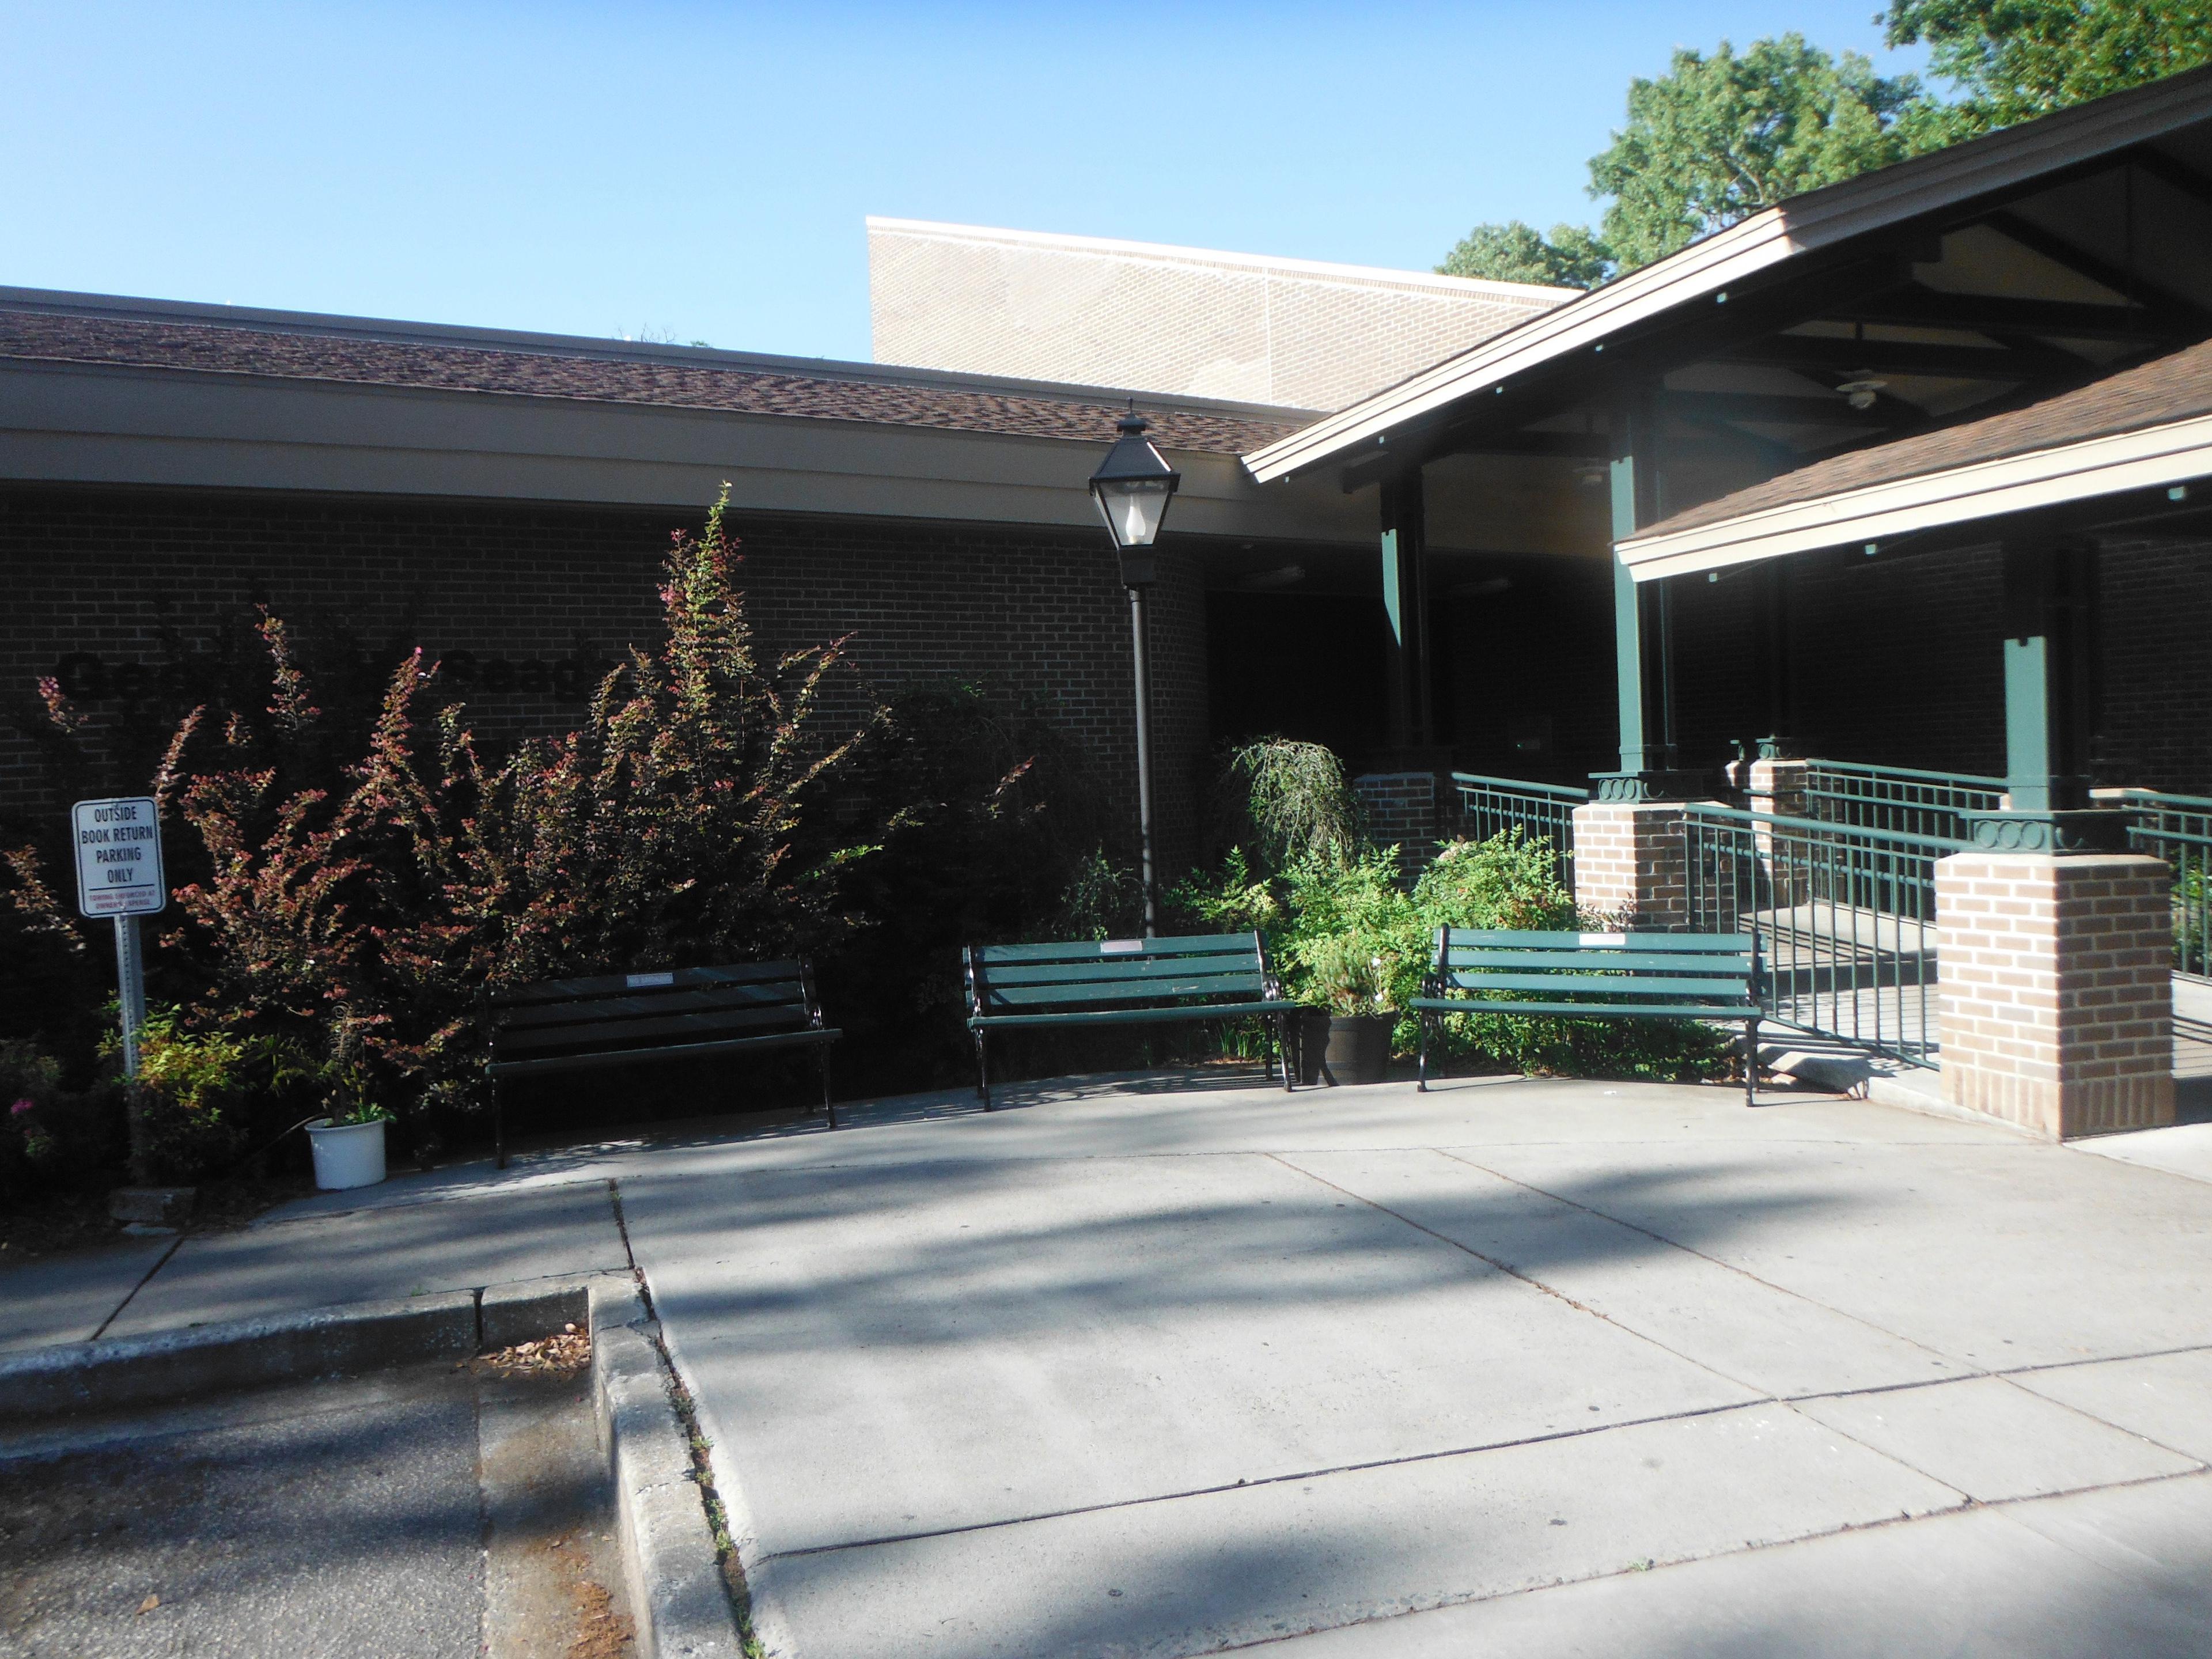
[1278,846,1423,1087]
[1302,936,1398,1085]
[303,1012,391,1191]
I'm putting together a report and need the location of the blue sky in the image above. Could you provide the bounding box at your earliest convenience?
[5,2,1927,362]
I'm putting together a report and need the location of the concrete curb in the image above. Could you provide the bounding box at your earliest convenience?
[0,1270,643,1422]
[0,1289,483,1418]
[596,1323,744,1658]
[660,1319,797,1659]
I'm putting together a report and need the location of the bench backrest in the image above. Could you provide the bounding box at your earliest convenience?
[1428,927,1760,1010]
[965,932,1281,1018]
[490,960,823,1066]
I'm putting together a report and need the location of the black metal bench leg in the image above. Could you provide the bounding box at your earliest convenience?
[1745,1017,1760,1108]
[975,1031,993,1111]
[493,1078,506,1171]
[1418,1012,1431,1092]
[820,1045,837,1130]
[1278,1013,1294,1092]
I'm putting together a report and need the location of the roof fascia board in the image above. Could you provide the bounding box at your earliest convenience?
[1615,410,2212,580]
[1243,67,2212,483]
[0,357,1377,544]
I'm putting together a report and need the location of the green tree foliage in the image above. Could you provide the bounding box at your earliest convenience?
[1436,220,1615,290]
[1444,3,2209,285]
[1885,1,2212,139]
[1588,33,1930,270]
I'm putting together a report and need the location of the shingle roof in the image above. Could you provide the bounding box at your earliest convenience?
[1633,335,2212,541]
[0,306,1308,457]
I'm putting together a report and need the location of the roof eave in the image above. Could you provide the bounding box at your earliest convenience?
[1614,410,2212,581]
[1241,65,2212,486]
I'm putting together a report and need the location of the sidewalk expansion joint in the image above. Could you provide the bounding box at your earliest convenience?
[1266,1152,1781,1403]
[759,1397,1771,1563]
[1430,1146,1967,1373]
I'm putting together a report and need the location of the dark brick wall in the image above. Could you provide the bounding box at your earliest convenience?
[2096,536,2212,794]
[1661,536,2212,793]
[0,486,1210,870]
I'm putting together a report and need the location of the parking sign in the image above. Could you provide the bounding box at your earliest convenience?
[72,797,166,918]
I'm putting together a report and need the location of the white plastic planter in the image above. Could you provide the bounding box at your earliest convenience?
[305,1117,388,1190]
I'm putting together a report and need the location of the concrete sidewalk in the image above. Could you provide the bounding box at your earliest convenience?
[6,1068,2212,1656]
[610,1070,2212,1658]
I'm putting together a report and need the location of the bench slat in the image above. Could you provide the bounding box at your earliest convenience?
[491,960,804,1007]
[497,1003,814,1055]
[1439,971,1756,998]
[490,1025,839,1078]
[974,933,1257,964]
[1444,930,1753,952]
[980,973,1267,1009]
[971,1000,1300,1030]
[1412,998,1755,1020]
[980,952,1259,987]
[1442,949,1751,973]
[495,983,806,1031]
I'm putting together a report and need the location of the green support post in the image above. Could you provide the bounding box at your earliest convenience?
[1968,536,2126,851]
[1596,390,1697,801]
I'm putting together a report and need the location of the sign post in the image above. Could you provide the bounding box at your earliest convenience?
[72,797,166,1082]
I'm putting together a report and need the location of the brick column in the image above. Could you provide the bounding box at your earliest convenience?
[1570,801,1690,930]
[1746,757,1807,820]
[1747,757,1808,910]
[1936,852,2175,1138]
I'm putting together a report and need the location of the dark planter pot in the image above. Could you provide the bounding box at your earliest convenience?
[1321,1013,1395,1085]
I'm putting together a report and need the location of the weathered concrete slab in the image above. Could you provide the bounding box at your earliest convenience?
[1791,1376,2202,1501]
[2070,1120,2212,1187]
[1278,1147,1965,1397]
[1262,1471,2212,1658]
[0,1363,486,1658]
[107,1181,626,1339]
[0,1237,172,1354]
[1459,1137,2212,1369]
[2013,1347,2212,1463]
[627,1150,1763,1557]
[756,1403,1961,1659]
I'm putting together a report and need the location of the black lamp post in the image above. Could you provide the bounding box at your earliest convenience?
[1089,406,1180,937]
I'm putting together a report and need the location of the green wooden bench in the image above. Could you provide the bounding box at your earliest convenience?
[963,932,1302,1109]
[487,959,840,1166]
[1412,927,1764,1106]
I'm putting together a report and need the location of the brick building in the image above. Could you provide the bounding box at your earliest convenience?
[0,289,1594,881]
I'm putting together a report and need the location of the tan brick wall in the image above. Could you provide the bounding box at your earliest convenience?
[1570,802,1691,930]
[867,220,1569,413]
[1936,852,2175,1139]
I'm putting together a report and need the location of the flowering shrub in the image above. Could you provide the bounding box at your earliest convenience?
[6,490,878,1142]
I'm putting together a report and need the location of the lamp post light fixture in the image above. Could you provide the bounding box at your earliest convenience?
[1089,405,1181,937]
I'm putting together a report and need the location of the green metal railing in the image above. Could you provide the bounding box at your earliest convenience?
[1682,801,1967,1066]
[1801,758,2007,844]
[2104,789,2212,978]
[1451,772,1589,889]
